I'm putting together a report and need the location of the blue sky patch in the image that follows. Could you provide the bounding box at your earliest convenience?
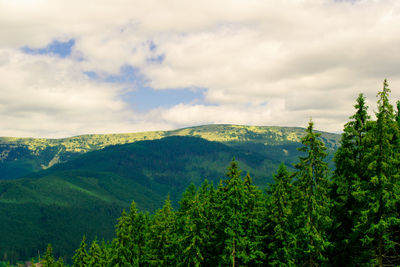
[21,39,75,58]
[84,65,206,112]
[148,40,157,51]
[104,65,146,84]
[125,87,205,112]
[147,54,165,64]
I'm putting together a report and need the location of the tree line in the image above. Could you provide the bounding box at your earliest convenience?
[38,80,400,266]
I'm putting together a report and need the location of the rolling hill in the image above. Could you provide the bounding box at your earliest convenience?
[0,125,341,263]
[0,124,340,180]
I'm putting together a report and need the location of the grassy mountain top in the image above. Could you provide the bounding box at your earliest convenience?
[0,124,340,152]
[0,125,340,180]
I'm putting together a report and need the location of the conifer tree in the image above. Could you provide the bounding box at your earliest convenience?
[111,200,149,266]
[54,257,64,267]
[178,183,197,214]
[177,180,219,266]
[292,120,332,266]
[219,159,246,266]
[72,236,89,267]
[218,159,260,266]
[330,93,370,264]
[42,244,55,267]
[242,173,265,265]
[267,163,295,266]
[111,209,131,266]
[147,195,178,266]
[99,240,112,265]
[179,190,208,267]
[354,79,400,266]
[204,180,225,266]
[86,239,104,267]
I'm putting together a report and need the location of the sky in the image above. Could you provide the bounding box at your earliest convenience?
[1,0,400,138]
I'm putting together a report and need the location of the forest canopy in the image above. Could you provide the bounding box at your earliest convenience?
[5,80,400,267]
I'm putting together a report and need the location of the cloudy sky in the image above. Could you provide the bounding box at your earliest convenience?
[1,0,399,137]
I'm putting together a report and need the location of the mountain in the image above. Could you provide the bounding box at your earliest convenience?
[0,125,340,263]
[0,124,340,180]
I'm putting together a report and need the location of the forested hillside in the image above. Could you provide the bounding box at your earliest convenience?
[0,125,339,180]
[62,80,399,267]
[2,80,400,266]
[0,134,319,263]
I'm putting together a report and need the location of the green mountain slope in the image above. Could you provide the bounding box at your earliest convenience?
[0,133,337,263]
[0,124,340,179]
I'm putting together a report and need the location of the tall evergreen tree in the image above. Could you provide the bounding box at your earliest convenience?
[111,200,149,266]
[179,190,208,266]
[267,163,295,266]
[54,257,64,267]
[178,183,197,214]
[42,244,55,267]
[354,79,400,266]
[205,180,226,266]
[220,159,247,267]
[330,93,370,265]
[111,209,131,266]
[72,236,89,267]
[242,173,266,265]
[292,120,332,266]
[147,195,178,266]
[217,159,261,266]
[86,239,104,267]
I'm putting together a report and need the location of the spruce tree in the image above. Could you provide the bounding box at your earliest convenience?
[54,258,64,267]
[220,159,246,266]
[267,163,295,266]
[111,209,131,266]
[147,195,178,266]
[177,180,219,267]
[205,180,225,266]
[242,173,265,265]
[330,93,370,265]
[99,240,112,266]
[218,159,259,266]
[86,239,104,267]
[42,244,55,267]
[179,191,208,266]
[178,183,197,214]
[72,236,89,267]
[292,120,332,266]
[354,79,400,266]
[111,200,149,266]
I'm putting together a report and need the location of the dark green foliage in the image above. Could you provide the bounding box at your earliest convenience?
[111,201,149,266]
[330,93,370,265]
[214,160,265,266]
[42,244,55,267]
[267,163,295,266]
[72,236,88,267]
[177,181,215,267]
[5,81,400,266]
[353,80,400,265]
[0,125,340,180]
[86,239,104,267]
[292,121,332,266]
[147,196,179,266]
[218,160,250,266]
[0,136,295,263]
[242,173,266,265]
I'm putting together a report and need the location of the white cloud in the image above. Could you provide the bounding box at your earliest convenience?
[0,0,400,137]
[0,49,171,137]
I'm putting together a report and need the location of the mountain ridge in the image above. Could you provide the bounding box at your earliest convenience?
[0,135,306,261]
[0,124,340,180]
